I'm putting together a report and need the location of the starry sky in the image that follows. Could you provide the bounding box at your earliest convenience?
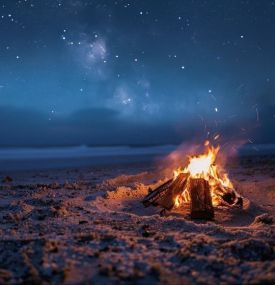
[0,0,274,146]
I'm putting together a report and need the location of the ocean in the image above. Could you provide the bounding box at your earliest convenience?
[0,144,274,171]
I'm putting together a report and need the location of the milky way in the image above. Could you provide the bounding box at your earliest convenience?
[0,0,274,146]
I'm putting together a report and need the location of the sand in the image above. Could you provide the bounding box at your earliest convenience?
[0,155,274,284]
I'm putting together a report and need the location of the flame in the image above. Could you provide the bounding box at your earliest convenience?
[187,146,218,178]
[173,141,234,207]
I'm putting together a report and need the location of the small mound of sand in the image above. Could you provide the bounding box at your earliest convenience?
[105,184,148,200]
[101,172,159,190]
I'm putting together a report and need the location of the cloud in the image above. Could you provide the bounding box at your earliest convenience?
[0,104,273,147]
[0,106,185,146]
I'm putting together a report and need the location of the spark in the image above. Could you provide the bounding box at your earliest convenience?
[255,107,259,122]
[214,134,220,140]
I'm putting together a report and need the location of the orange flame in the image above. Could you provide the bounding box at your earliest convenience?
[173,142,234,207]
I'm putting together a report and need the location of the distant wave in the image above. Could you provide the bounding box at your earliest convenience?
[0,145,177,160]
[0,144,274,161]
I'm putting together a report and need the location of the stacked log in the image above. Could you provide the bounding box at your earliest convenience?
[189,178,214,220]
[142,173,188,210]
[142,173,242,221]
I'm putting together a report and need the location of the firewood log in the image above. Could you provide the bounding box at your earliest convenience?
[189,178,214,220]
[213,184,243,207]
[142,178,173,207]
[142,173,188,210]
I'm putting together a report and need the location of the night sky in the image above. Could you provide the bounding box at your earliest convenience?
[0,0,274,146]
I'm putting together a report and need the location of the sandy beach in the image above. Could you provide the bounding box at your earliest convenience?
[0,152,274,284]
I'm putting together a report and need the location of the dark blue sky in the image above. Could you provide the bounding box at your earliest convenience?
[0,0,274,146]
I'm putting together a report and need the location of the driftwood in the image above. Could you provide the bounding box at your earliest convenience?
[189,178,214,220]
[142,173,188,210]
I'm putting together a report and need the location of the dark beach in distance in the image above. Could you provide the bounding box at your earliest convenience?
[0,143,275,172]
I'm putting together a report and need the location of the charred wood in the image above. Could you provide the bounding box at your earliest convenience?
[142,173,188,210]
[190,178,214,220]
[214,184,243,208]
[142,178,173,207]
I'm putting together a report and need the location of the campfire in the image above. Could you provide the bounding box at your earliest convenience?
[142,141,243,220]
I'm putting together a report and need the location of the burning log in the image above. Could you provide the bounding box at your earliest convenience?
[142,173,188,210]
[213,184,243,207]
[189,178,214,220]
[142,178,173,207]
